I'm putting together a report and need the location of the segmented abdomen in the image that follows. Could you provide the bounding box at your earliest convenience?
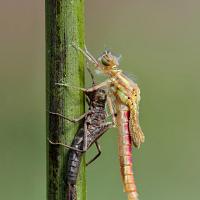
[117,103,138,200]
[66,128,84,200]
[67,128,84,184]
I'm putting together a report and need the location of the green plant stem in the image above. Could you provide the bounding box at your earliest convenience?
[46,0,85,200]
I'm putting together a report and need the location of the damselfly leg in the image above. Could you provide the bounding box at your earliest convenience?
[86,121,113,166]
[48,139,84,152]
[49,111,91,152]
[49,111,89,123]
[86,141,101,166]
[72,42,99,67]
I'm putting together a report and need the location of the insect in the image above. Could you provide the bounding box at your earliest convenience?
[49,70,113,200]
[72,45,144,200]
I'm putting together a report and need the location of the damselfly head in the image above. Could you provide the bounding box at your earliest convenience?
[98,50,120,70]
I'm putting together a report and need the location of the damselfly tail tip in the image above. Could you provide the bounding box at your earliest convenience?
[128,192,139,200]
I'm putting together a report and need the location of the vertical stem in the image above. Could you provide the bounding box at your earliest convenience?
[46,0,85,200]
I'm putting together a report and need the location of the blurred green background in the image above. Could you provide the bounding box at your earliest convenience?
[0,0,200,200]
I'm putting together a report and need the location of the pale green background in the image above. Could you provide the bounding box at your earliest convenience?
[0,1,200,200]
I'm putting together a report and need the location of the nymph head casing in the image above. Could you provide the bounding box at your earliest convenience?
[85,89,107,108]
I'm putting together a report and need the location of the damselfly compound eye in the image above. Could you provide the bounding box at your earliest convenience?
[101,54,111,66]
[99,51,119,67]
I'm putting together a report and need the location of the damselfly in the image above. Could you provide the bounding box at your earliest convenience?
[73,45,144,200]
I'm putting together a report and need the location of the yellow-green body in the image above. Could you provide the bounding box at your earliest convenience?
[109,71,144,148]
